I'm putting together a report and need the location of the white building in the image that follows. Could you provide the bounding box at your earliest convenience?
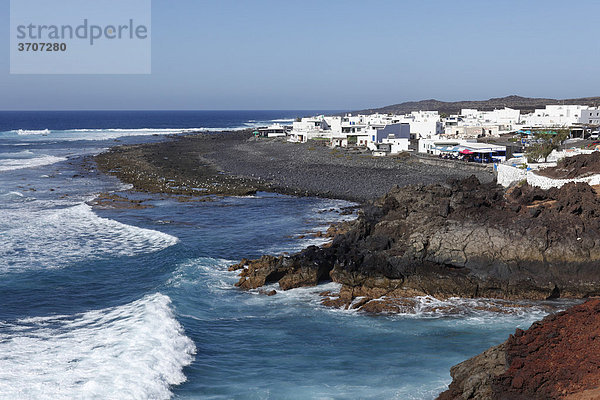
[381,134,410,153]
[291,113,412,148]
[257,124,289,138]
[419,139,472,155]
[366,123,411,154]
[289,116,332,142]
[367,122,410,144]
[442,108,520,139]
[460,107,521,130]
[580,108,600,125]
[444,125,500,138]
[418,139,506,161]
[398,111,443,139]
[523,105,590,127]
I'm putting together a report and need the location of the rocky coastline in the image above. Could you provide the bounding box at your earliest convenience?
[95,130,494,203]
[232,175,600,311]
[95,133,600,398]
[437,299,600,400]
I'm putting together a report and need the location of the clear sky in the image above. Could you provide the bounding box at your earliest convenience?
[1,0,599,110]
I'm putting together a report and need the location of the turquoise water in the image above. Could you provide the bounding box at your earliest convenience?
[0,112,557,399]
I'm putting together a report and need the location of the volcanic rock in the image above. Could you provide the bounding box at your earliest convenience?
[234,176,600,311]
[437,299,600,399]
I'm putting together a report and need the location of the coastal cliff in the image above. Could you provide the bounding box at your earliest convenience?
[233,176,600,310]
[437,299,600,400]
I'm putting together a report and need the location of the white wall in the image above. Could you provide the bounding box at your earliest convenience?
[498,158,600,189]
[527,171,600,190]
[496,164,527,187]
[382,138,409,153]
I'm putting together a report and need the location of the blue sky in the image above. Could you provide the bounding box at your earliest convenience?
[1,0,599,110]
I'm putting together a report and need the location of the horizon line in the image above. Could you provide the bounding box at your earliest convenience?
[0,109,349,112]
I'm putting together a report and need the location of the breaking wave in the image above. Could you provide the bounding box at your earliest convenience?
[0,293,196,399]
[0,155,67,172]
[16,129,51,135]
[0,203,178,271]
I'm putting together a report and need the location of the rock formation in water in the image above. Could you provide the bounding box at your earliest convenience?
[233,175,600,311]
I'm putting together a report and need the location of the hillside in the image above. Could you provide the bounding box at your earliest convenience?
[354,95,600,115]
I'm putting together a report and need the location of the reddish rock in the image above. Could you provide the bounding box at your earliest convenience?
[493,299,600,399]
[438,299,600,400]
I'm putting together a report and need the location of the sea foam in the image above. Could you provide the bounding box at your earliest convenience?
[0,155,67,172]
[0,293,196,399]
[0,203,179,271]
[16,129,51,135]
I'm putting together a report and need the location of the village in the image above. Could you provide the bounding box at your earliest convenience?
[255,104,600,189]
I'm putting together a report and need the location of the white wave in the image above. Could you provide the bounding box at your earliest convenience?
[15,129,50,135]
[4,127,256,142]
[0,203,178,271]
[2,191,24,197]
[0,155,67,172]
[58,128,201,141]
[0,293,196,399]
[166,257,237,292]
[0,150,34,158]
[245,283,561,324]
[68,128,201,134]
[4,123,292,143]
[270,118,294,123]
[249,281,341,302]
[362,295,562,321]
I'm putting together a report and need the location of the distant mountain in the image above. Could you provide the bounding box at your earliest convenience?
[353,95,600,115]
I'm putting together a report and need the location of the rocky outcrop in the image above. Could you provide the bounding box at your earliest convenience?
[537,151,600,179]
[437,299,600,400]
[234,176,600,310]
[437,343,508,400]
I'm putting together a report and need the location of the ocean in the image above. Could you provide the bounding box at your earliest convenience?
[0,111,557,399]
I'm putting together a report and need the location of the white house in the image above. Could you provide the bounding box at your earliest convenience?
[381,134,410,153]
[460,107,520,131]
[257,124,289,138]
[398,111,443,139]
[366,123,411,154]
[293,113,412,149]
[367,122,411,144]
[580,108,600,125]
[289,116,333,142]
[444,125,500,138]
[523,105,590,127]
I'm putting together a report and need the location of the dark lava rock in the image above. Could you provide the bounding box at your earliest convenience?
[234,176,600,311]
[537,151,600,179]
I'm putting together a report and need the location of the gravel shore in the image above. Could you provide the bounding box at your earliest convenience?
[95,131,495,203]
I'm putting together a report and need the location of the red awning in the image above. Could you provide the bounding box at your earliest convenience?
[460,149,473,155]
